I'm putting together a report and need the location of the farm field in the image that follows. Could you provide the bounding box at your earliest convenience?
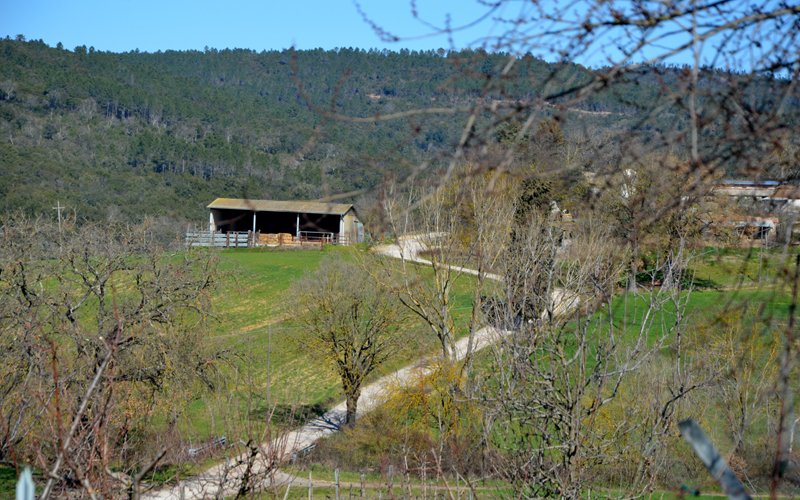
[291,245,799,498]
[690,246,799,289]
[179,246,479,441]
[180,245,798,441]
[1,244,796,498]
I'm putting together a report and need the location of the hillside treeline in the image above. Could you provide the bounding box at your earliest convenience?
[0,37,796,225]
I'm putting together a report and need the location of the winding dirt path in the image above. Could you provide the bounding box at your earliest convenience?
[144,235,569,499]
[145,333,504,498]
[372,233,504,281]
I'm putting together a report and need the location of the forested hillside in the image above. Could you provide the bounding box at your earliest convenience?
[0,38,795,224]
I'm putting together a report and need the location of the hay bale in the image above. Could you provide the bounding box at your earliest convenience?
[259,233,280,246]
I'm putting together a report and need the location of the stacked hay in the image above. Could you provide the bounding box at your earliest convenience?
[259,233,280,246]
[254,233,295,246]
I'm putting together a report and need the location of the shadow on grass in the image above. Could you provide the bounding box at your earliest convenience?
[0,465,17,497]
[634,269,719,290]
[250,402,328,428]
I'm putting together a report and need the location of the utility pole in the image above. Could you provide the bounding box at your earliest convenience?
[53,200,64,251]
[52,200,63,234]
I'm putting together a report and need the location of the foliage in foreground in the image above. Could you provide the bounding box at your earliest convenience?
[306,176,800,497]
[0,214,219,496]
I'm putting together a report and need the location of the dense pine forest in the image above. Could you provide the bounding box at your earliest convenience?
[0,37,796,225]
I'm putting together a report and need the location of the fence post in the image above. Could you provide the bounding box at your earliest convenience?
[421,461,426,499]
[387,465,393,496]
[15,468,34,500]
[403,455,411,498]
[360,473,365,498]
[679,419,751,500]
[335,468,340,500]
[308,470,312,500]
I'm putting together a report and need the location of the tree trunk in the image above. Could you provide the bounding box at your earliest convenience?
[629,235,639,292]
[345,389,361,427]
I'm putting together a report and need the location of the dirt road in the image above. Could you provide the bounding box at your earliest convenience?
[144,234,570,498]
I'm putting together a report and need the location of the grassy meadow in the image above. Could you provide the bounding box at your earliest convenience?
[1,244,796,497]
[295,244,799,497]
[180,246,479,441]
[181,244,799,441]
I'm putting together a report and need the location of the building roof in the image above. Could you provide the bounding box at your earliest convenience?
[721,215,780,227]
[720,179,781,187]
[772,185,800,200]
[208,198,355,216]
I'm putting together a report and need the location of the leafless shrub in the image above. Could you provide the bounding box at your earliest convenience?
[0,213,220,498]
[336,2,800,494]
[476,211,693,496]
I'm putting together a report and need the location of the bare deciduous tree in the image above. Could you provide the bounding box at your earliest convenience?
[0,213,219,498]
[378,186,466,362]
[293,256,405,426]
[478,211,693,497]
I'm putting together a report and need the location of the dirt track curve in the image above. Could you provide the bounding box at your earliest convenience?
[144,235,571,499]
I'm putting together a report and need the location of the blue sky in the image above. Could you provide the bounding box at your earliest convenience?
[2,0,780,71]
[1,0,497,53]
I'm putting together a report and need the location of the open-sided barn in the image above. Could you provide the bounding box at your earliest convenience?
[207,198,364,245]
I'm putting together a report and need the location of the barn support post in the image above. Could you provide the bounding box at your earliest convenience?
[339,215,344,244]
[252,211,256,233]
[208,212,215,232]
[296,213,300,240]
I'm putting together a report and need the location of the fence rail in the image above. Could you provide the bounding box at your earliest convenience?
[297,231,335,244]
[185,231,250,248]
[186,230,353,248]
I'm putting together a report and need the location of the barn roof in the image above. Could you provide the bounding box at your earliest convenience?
[208,198,355,216]
[720,179,781,187]
[772,185,800,200]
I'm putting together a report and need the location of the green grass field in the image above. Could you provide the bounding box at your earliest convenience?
[602,287,793,346]
[189,245,796,443]
[180,246,479,440]
[599,245,799,349]
[689,246,799,289]
[3,245,795,497]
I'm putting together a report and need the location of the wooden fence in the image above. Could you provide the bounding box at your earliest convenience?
[298,231,351,245]
[185,230,351,248]
[185,231,250,248]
